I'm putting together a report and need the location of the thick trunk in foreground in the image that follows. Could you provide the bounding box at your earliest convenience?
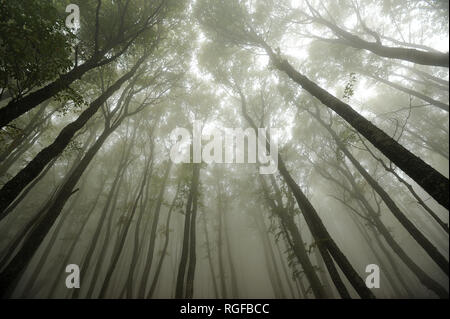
[175,164,200,299]
[0,55,147,218]
[259,175,328,298]
[0,126,112,298]
[139,161,172,297]
[260,42,449,209]
[311,111,449,276]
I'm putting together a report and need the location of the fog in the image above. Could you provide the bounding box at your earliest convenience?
[0,0,448,299]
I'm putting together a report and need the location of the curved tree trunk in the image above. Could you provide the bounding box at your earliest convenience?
[311,111,449,276]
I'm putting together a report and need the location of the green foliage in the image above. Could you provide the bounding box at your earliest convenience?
[0,0,75,98]
[342,72,357,101]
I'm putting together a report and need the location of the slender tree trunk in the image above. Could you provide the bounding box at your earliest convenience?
[395,63,449,87]
[46,181,104,298]
[313,247,336,298]
[349,211,412,297]
[261,175,328,298]
[217,192,228,299]
[147,182,181,298]
[0,124,114,298]
[255,211,286,298]
[97,156,152,298]
[222,206,239,299]
[200,212,220,299]
[310,15,449,67]
[362,71,449,112]
[80,126,139,299]
[138,161,172,297]
[318,162,448,298]
[239,93,373,298]
[311,111,449,276]
[274,238,298,298]
[175,166,195,298]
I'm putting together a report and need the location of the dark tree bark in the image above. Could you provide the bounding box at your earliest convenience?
[138,161,172,297]
[185,164,200,299]
[238,89,374,299]
[46,181,104,298]
[255,210,286,298]
[358,136,449,233]
[97,156,152,298]
[259,42,449,209]
[362,71,449,112]
[147,181,182,298]
[310,111,449,276]
[0,54,148,218]
[201,213,220,299]
[73,133,135,299]
[310,14,449,67]
[175,164,200,299]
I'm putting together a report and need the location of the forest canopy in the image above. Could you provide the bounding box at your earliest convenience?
[0,0,448,299]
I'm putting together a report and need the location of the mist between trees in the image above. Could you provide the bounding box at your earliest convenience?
[0,0,448,299]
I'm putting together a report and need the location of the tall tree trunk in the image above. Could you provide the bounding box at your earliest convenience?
[239,92,373,298]
[274,238,298,298]
[0,54,148,218]
[255,211,286,298]
[138,161,172,297]
[200,212,220,299]
[217,191,228,299]
[359,136,449,233]
[349,212,413,297]
[221,201,240,299]
[362,71,449,112]
[395,63,449,87]
[175,165,195,298]
[0,124,115,298]
[259,176,327,298]
[310,111,449,276]
[147,182,181,298]
[79,125,139,299]
[185,164,200,299]
[259,42,449,209]
[97,155,152,298]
